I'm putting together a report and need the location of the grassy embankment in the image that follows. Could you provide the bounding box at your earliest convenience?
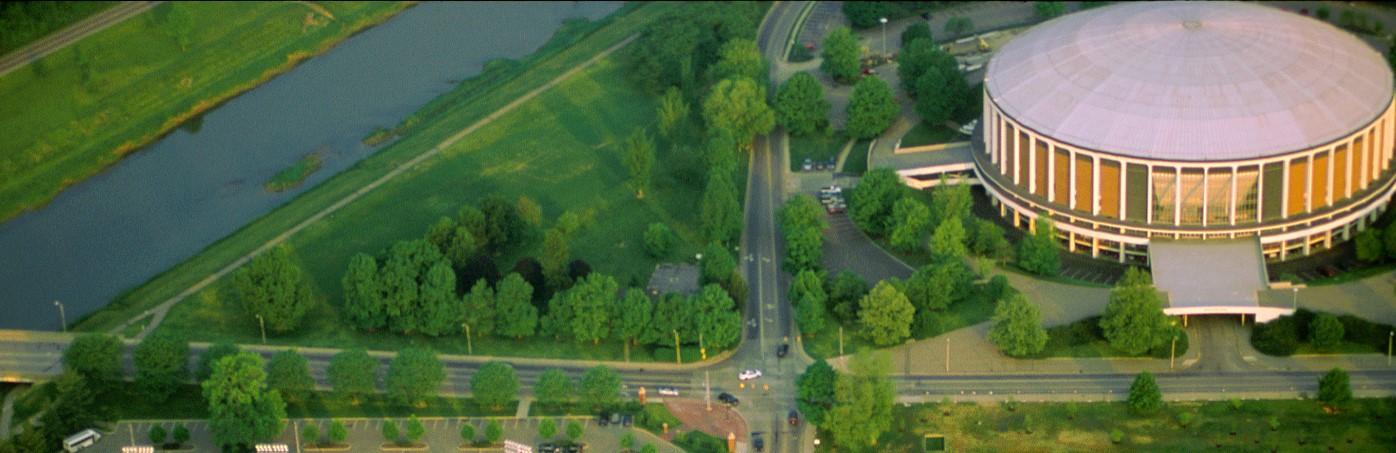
[71,2,671,334]
[263,151,324,192]
[875,399,1396,452]
[0,2,411,222]
[839,139,872,175]
[898,122,961,148]
[0,1,117,55]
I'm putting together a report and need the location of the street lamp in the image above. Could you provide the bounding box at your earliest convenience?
[673,329,682,365]
[1388,330,1393,366]
[255,314,267,344]
[1291,287,1299,309]
[463,322,473,355]
[879,17,889,58]
[53,300,66,333]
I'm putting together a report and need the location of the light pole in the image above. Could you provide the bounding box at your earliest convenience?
[1291,287,1298,309]
[255,314,267,344]
[1388,330,1393,366]
[53,300,66,333]
[673,329,682,365]
[879,17,889,58]
[463,323,473,355]
[1170,333,1178,370]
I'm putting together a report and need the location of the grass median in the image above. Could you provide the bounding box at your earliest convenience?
[72,2,673,334]
[0,1,410,222]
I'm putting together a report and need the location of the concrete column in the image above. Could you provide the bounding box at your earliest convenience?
[1146,164,1154,224]
[1119,161,1128,221]
[1047,142,1055,203]
[1174,166,1181,226]
[1230,165,1238,225]
[1091,237,1099,258]
[1068,150,1077,210]
[1282,159,1290,219]
[1326,147,1335,207]
[1257,163,1264,222]
[1012,126,1020,184]
[1305,153,1313,213]
[1202,167,1209,227]
[1346,138,1354,198]
[1029,134,1037,194]
[1092,156,1101,216]
[1068,231,1077,252]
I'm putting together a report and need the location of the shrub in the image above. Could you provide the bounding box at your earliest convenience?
[1267,416,1280,431]
[1148,325,1189,359]
[1318,368,1352,405]
[329,421,347,444]
[1127,372,1163,413]
[1337,314,1393,352]
[459,423,475,443]
[643,223,674,258]
[1176,411,1194,427]
[1229,398,1244,411]
[1251,316,1300,356]
[1310,313,1345,349]
[148,425,167,445]
[302,423,320,444]
[1109,428,1124,444]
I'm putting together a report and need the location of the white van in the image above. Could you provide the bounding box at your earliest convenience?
[63,428,101,452]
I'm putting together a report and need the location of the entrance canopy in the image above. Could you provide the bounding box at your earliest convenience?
[1149,238,1293,322]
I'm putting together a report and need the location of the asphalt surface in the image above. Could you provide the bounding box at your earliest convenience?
[0,2,162,78]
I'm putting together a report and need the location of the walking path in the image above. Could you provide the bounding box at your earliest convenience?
[0,1,161,78]
[110,34,641,340]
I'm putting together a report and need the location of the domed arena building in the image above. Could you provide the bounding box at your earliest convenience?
[975,1,1395,266]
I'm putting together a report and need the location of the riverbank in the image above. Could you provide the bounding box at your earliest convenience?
[0,2,412,222]
[71,2,670,334]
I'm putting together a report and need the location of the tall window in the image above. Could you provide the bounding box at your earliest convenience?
[1179,169,1205,225]
[1235,166,1259,223]
[1206,169,1232,225]
[1152,167,1176,224]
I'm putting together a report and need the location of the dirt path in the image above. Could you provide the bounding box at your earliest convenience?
[0,2,162,78]
[664,399,747,443]
[111,34,640,339]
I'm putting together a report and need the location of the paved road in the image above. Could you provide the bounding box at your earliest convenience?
[0,2,161,78]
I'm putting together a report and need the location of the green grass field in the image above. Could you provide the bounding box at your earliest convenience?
[789,130,848,171]
[0,2,409,222]
[839,139,871,175]
[150,45,717,361]
[72,2,676,334]
[802,287,995,361]
[875,399,1396,452]
[898,122,961,148]
[0,1,117,55]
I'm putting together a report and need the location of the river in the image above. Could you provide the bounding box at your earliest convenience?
[0,1,623,330]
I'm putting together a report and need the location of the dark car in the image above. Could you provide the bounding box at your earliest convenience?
[776,343,789,358]
[752,432,765,451]
[621,413,633,426]
[564,444,583,453]
[609,412,623,426]
[718,392,739,406]
[1317,265,1340,278]
[597,411,610,426]
[538,443,557,453]
[788,409,800,425]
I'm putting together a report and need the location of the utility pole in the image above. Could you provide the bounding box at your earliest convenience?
[838,326,844,356]
[1291,287,1298,309]
[1388,331,1393,366]
[255,314,267,344]
[673,330,682,365]
[463,323,473,355]
[53,300,66,333]
[944,337,950,372]
[705,371,712,411]
[1170,334,1178,369]
[879,17,889,58]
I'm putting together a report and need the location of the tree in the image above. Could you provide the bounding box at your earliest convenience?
[485,420,503,444]
[624,128,656,199]
[643,223,675,258]
[566,420,584,441]
[692,284,743,349]
[1018,217,1061,276]
[265,349,314,405]
[701,172,743,245]
[539,418,557,439]
[781,194,827,271]
[382,420,401,444]
[700,242,738,285]
[641,445,659,453]
[462,278,496,338]
[901,22,932,48]
[1100,268,1171,355]
[164,2,193,51]
[149,425,167,445]
[621,432,636,450]
[534,369,575,407]
[418,261,461,337]
[914,60,971,126]
[329,420,348,444]
[1356,228,1383,262]
[625,16,702,94]
[567,273,620,344]
[378,239,449,334]
[929,179,973,229]
[826,352,894,450]
[202,352,287,449]
[989,293,1048,357]
[459,423,476,444]
[821,26,861,84]
[328,348,377,404]
[457,205,491,251]
[134,331,188,403]
[495,273,538,338]
[1318,367,1352,405]
[708,38,766,83]
[944,16,973,37]
[645,293,693,346]
[705,127,741,176]
[827,271,869,323]
[40,372,105,446]
[63,333,123,390]
[1127,371,1163,413]
[480,195,527,251]
[858,280,915,346]
[541,227,572,289]
[774,72,829,136]
[846,76,899,139]
[929,214,968,260]
[888,197,931,251]
[406,415,426,443]
[791,269,829,337]
[343,253,384,330]
[1035,1,1067,19]
[233,244,315,333]
[301,423,320,445]
[471,362,519,410]
[848,168,902,236]
[797,360,838,426]
[197,342,240,381]
[898,37,956,98]
[970,218,1011,259]
[580,365,622,410]
[701,78,774,147]
[1309,313,1345,349]
[616,290,654,355]
[657,87,690,139]
[387,348,445,407]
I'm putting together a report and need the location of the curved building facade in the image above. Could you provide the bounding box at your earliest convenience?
[974,1,1396,263]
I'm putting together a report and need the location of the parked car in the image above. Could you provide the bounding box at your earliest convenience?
[1317,265,1340,278]
[788,409,800,426]
[621,414,633,426]
[752,432,765,451]
[738,369,763,380]
[718,392,740,406]
[776,344,789,358]
[597,411,610,426]
[658,386,680,396]
[802,158,814,171]
[63,429,101,452]
[538,443,558,453]
[609,412,623,426]
[564,444,584,453]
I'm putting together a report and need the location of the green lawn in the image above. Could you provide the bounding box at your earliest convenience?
[789,130,848,171]
[0,1,117,55]
[102,385,515,420]
[150,48,719,361]
[802,287,995,361]
[898,122,961,148]
[839,139,872,175]
[875,399,1396,452]
[72,2,675,334]
[0,2,409,222]
[1037,316,1189,359]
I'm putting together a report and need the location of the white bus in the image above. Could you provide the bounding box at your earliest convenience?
[62,429,101,452]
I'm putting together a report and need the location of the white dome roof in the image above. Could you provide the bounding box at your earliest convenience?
[985,1,1393,162]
